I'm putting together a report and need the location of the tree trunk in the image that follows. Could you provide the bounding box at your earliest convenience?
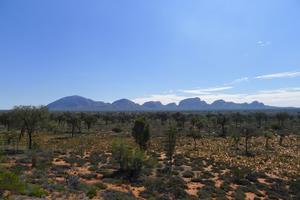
[279,136,284,146]
[7,122,10,131]
[28,131,32,150]
[221,124,226,137]
[193,138,197,150]
[71,125,75,137]
[245,136,249,155]
[265,138,269,149]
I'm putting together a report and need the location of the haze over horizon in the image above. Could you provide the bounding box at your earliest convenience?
[1,1,300,109]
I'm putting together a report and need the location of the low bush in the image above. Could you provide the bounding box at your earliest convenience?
[102,189,136,200]
[94,182,107,190]
[0,171,25,194]
[25,184,47,197]
[144,176,189,199]
[112,127,122,133]
[182,170,194,178]
[111,139,155,179]
[86,186,98,199]
[66,175,80,190]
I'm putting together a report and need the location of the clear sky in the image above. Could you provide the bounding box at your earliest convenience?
[1,0,300,109]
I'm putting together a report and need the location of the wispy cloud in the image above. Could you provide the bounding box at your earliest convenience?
[133,72,300,107]
[226,77,249,85]
[257,41,272,47]
[181,86,233,95]
[255,71,300,80]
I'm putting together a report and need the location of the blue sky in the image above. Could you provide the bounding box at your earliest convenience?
[1,0,300,109]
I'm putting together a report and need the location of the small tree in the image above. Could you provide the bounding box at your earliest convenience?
[64,112,81,137]
[263,130,273,150]
[164,125,177,172]
[132,118,150,151]
[241,126,257,156]
[81,113,98,131]
[172,112,186,130]
[0,112,14,131]
[271,124,287,146]
[254,112,268,128]
[189,119,205,149]
[232,112,243,128]
[276,112,289,127]
[13,106,48,149]
[229,127,241,151]
[217,114,228,137]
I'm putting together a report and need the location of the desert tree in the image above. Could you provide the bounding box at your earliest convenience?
[81,113,98,131]
[132,118,150,151]
[254,112,268,128]
[192,119,206,148]
[51,112,66,128]
[189,126,197,150]
[263,129,273,150]
[206,114,217,134]
[241,125,257,156]
[164,125,177,172]
[231,112,243,128]
[276,112,289,127]
[217,113,228,137]
[172,112,186,130]
[12,106,48,149]
[64,112,81,137]
[102,113,113,126]
[0,112,14,131]
[156,112,168,126]
[229,126,241,151]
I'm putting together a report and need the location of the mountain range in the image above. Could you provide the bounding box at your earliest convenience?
[47,95,279,111]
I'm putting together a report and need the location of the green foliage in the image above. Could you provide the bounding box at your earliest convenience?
[25,184,47,197]
[64,112,82,137]
[132,118,150,150]
[112,139,154,178]
[230,127,241,148]
[182,170,194,178]
[290,179,300,195]
[102,189,136,200]
[0,171,25,194]
[94,182,107,190]
[112,127,122,133]
[12,106,49,149]
[81,113,98,131]
[164,125,177,169]
[86,186,98,199]
[217,113,228,137]
[144,176,189,199]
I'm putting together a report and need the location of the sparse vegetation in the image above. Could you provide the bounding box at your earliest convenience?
[0,111,299,199]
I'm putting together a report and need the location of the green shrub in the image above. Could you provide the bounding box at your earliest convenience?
[132,118,150,151]
[0,171,25,194]
[86,186,98,199]
[112,127,122,133]
[182,170,194,178]
[25,184,47,197]
[144,176,189,199]
[94,182,107,190]
[234,188,246,200]
[112,139,155,179]
[102,189,136,200]
[290,179,300,195]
